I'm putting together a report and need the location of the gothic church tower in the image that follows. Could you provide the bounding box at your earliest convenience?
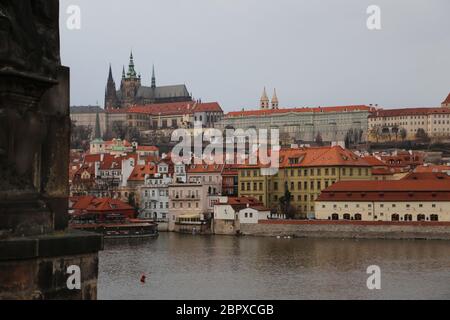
[260,87,270,110]
[104,64,118,110]
[120,51,142,108]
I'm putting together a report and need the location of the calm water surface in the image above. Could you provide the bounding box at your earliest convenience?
[98,233,450,300]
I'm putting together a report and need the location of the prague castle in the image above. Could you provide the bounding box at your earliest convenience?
[104,52,192,110]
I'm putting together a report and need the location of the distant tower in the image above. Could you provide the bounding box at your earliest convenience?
[151,65,156,89]
[120,51,142,108]
[104,64,118,110]
[271,89,279,109]
[93,112,102,140]
[260,87,270,110]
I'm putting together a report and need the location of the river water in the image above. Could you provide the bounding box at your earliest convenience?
[98,233,450,300]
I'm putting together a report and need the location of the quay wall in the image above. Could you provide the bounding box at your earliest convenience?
[240,220,450,240]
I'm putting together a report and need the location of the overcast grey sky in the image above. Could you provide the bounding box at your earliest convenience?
[60,0,450,112]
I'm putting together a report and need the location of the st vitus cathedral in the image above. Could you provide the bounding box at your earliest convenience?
[104,52,192,110]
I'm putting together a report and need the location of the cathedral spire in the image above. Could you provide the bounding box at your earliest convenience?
[127,50,137,78]
[94,112,102,140]
[107,63,114,82]
[105,64,118,110]
[122,65,126,79]
[151,64,156,88]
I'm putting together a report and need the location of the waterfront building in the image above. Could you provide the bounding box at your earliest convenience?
[70,195,136,219]
[139,160,174,221]
[186,163,224,196]
[104,53,192,109]
[236,146,373,218]
[168,183,211,232]
[213,197,271,235]
[368,106,450,142]
[315,180,450,222]
[216,105,372,144]
[222,164,239,197]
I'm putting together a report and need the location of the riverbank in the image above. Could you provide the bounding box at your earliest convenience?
[240,220,450,240]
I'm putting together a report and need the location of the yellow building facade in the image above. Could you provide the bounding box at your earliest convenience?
[237,146,372,217]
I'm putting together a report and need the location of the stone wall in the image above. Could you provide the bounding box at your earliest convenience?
[0,231,102,300]
[240,220,450,240]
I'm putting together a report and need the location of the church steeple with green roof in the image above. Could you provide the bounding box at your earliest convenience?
[127,51,137,79]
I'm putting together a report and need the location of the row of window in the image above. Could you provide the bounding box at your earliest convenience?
[144,202,169,209]
[240,167,369,178]
[324,203,437,209]
[329,213,439,222]
[240,180,336,192]
[144,190,169,197]
[172,202,200,209]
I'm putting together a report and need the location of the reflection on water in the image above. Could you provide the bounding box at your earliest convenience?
[98,233,450,300]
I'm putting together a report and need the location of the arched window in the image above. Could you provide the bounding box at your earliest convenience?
[343,214,351,220]
[417,214,426,222]
[332,213,339,221]
[430,214,439,221]
[404,214,412,222]
[354,214,362,221]
[391,214,400,222]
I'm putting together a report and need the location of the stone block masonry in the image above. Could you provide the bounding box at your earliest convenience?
[0,231,102,300]
[240,220,450,240]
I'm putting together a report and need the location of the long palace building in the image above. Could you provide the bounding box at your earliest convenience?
[216,88,373,144]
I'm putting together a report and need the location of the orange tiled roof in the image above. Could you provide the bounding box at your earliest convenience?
[226,105,371,118]
[414,165,450,173]
[442,93,450,104]
[72,196,134,212]
[187,163,224,174]
[403,171,450,180]
[234,146,371,169]
[362,156,387,167]
[128,164,157,181]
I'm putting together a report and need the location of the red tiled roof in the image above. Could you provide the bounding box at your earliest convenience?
[227,197,261,205]
[362,156,386,167]
[234,146,371,169]
[84,154,101,163]
[71,196,96,210]
[317,180,450,202]
[128,164,157,181]
[71,196,134,212]
[98,154,137,171]
[414,165,450,173]
[403,172,450,180]
[226,105,371,118]
[249,205,271,211]
[369,107,450,118]
[187,163,224,174]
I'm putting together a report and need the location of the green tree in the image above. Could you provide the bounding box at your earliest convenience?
[400,128,407,141]
[279,182,295,219]
[415,128,429,142]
